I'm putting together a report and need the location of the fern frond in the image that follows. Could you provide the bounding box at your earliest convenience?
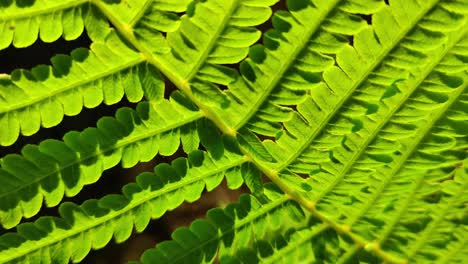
[0,150,246,263]
[0,94,203,228]
[341,84,468,260]
[0,31,162,146]
[0,0,188,50]
[1,0,467,262]
[0,0,93,49]
[138,184,306,263]
[88,0,268,137]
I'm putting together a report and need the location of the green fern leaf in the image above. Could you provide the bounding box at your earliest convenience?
[0,0,467,263]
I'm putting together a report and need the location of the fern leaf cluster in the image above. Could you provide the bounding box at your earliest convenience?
[0,0,466,263]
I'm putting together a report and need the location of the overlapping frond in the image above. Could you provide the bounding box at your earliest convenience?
[287,15,467,217]
[305,84,467,261]
[261,0,466,186]
[263,0,463,165]
[0,94,204,228]
[332,79,468,261]
[0,149,247,263]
